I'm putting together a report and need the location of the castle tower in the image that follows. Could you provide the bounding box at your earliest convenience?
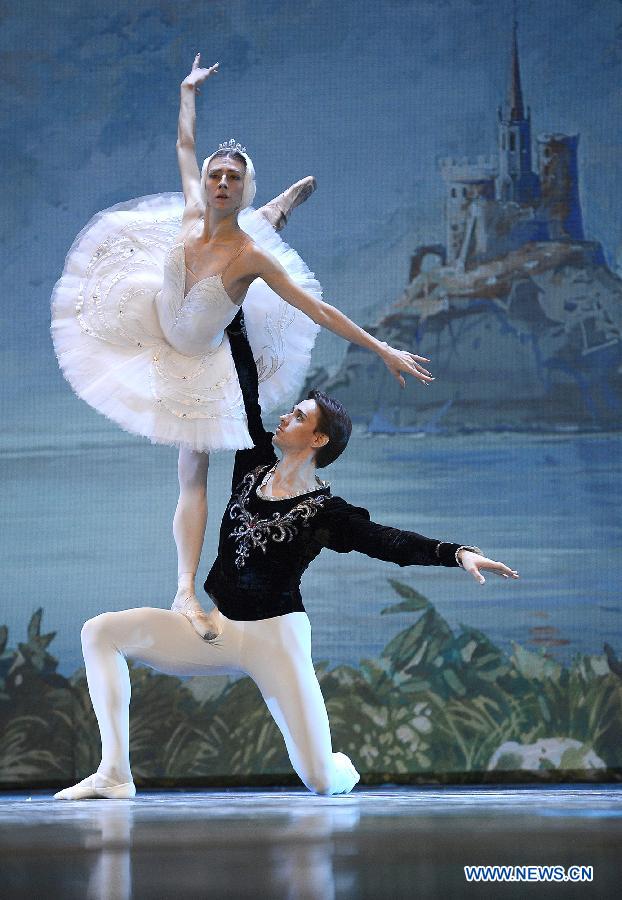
[495,17,539,204]
[439,157,497,265]
[537,133,585,240]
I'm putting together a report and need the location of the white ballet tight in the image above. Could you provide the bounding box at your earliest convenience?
[80,607,359,795]
[173,447,209,590]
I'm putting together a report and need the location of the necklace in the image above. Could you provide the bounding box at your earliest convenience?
[256,463,328,501]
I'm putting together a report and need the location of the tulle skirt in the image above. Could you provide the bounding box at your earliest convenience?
[51,193,321,452]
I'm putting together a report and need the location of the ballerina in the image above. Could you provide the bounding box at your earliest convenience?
[51,54,434,640]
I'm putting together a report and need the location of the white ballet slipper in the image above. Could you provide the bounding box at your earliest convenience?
[54,773,136,800]
[258,176,317,232]
[332,752,360,794]
[171,594,222,642]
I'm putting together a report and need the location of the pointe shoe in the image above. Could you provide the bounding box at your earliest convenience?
[171,594,222,642]
[258,176,317,232]
[54,773,136,801]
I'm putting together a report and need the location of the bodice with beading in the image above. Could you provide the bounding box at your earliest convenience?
[156,243,240,357]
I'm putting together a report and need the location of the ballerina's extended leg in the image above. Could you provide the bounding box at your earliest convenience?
[257,176,317,232]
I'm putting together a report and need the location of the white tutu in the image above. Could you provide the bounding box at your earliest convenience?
[51,193,321,452]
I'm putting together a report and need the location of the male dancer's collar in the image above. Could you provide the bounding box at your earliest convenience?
[256,463,329,502]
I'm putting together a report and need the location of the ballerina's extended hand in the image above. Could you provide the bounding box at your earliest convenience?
[377,343,435,388]
[181,52,219,92]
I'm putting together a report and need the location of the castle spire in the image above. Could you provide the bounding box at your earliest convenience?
[495,5,539,203]
[505,9,525,121]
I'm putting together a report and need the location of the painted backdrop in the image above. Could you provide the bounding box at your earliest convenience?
[1,0,621,785]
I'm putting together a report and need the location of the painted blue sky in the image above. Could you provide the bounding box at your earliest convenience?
[1,0,621,418]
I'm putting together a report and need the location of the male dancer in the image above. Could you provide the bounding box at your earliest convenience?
[54,319,518,800]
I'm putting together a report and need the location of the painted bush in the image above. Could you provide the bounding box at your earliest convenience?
[1,581,621,786]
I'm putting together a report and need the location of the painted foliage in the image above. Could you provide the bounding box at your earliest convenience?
[1,582,620,787]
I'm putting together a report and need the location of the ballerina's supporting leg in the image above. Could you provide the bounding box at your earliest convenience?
[173,447,209,586]
[170,448,220,640]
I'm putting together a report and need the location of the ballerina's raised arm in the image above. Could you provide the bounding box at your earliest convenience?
[176,53,220,219]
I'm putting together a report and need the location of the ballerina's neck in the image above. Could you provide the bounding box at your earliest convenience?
[202,207,243,240]
[186,215,245,259]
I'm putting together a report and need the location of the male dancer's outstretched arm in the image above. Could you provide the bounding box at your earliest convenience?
[202,332,518,634]
[224,318,518,587]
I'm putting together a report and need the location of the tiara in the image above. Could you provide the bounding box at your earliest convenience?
[218,138,247,155]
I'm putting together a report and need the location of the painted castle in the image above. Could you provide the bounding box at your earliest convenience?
[438,19,587,272]
[307,17,622,430]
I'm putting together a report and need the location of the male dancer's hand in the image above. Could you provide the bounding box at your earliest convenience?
[457,551,519,585]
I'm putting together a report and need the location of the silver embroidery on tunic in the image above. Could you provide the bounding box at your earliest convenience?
[228,466,327,569]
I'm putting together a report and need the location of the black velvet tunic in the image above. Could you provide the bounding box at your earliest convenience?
[204,311,464,621]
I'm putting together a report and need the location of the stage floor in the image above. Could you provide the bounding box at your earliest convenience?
[0,784,620,898]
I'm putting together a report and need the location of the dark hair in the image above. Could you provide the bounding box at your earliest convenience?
[208,149,247,171]
[307,389,352,468]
